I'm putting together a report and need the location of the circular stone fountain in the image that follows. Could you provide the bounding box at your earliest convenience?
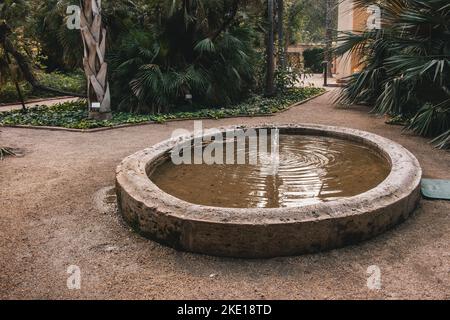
[116,124,422,258]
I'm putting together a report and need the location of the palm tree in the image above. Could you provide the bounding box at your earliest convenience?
[80,0,112,120]
[0,1,86,100]
[31,0,83,72]
[109,0,257,113]
[335,0,450,148]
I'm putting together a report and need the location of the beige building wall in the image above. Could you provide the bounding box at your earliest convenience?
[336,0,370,80]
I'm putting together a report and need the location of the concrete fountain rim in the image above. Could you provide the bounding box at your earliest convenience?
[116,123,422,225]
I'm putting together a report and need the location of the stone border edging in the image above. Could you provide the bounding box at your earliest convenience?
[116,123,422,258]
[0,91,327,133]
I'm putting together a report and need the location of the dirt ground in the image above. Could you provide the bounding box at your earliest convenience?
[0,97,77,112]
[1,91,449,300]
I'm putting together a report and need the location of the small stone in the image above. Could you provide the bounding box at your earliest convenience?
[105,245,118,252]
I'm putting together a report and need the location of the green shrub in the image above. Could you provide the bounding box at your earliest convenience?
[303,48,324,73]
[275,68,304,92]
[110,25,259,114]
[0,82,26,103]
[36,72,85,95]
[335,0,450,149]
[0,71,85,104]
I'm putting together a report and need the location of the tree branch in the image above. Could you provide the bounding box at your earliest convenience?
[0,22,87,98]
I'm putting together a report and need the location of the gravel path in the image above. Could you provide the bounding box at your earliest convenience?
[0,97,78,112]
[1,91,449,299]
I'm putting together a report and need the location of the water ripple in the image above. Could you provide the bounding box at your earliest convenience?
[151,135,390,208]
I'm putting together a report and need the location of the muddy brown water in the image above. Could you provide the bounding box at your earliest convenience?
[150,134,391,208]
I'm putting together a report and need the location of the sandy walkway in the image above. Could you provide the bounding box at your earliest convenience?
[0,97,78,112]
[1,92,449,299]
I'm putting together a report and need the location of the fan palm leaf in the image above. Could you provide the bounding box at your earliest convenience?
[335,0,450,148]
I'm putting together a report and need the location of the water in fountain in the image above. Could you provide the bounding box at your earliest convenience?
[151,134,390,208]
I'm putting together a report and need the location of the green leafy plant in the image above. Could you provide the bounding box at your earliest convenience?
[0,71,85,104]
[275,67,305,92]
[303,47,324,73]
[109,1,260,114]
[335,0,450,149]
[0,88,325,129]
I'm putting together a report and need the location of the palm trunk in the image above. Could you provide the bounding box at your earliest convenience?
[265,0,275,96]
[80,0,112,120]
[324,0,333,78]
[277,0,286,71]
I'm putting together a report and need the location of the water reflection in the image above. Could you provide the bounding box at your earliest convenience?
[150,135,390,208]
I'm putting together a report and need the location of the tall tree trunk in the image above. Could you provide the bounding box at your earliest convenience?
[80,0,112,120]
[13,81,26,112]
[277,0,286,71]
[284,5,294,64]
[324,0,333,78]
[265,0,275,96]
[2,43,27,112]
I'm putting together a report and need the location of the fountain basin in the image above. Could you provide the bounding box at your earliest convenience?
[116,124,422,258]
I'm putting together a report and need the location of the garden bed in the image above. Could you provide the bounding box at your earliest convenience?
[0,87,325,131]
[0,72,85,105]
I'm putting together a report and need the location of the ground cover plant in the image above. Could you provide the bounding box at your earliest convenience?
[0,87,324,129]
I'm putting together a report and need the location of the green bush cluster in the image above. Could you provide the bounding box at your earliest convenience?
[0,87,324,129]
[303,48,324,73]
[0,72,85,104]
